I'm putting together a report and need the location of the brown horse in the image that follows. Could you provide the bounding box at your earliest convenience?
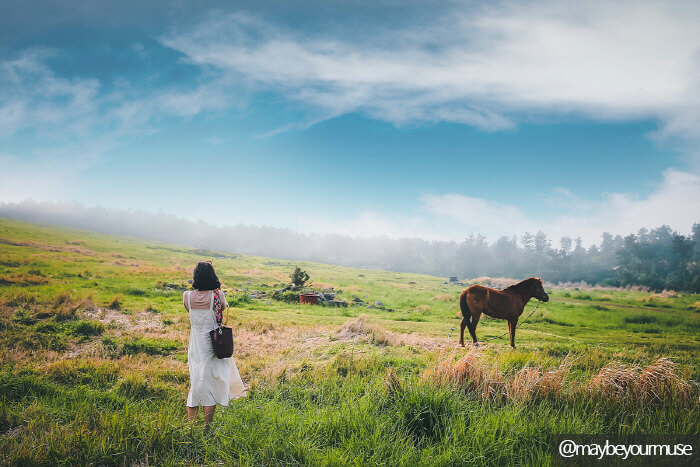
[459,277,549,348]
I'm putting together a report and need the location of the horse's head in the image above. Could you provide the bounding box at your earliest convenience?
[530,277,549,302]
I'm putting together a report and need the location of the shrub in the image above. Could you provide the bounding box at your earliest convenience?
[271,290,300,304]
[290,267,310,288]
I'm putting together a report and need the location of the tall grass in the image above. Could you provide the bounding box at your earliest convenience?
[1,352,696,466]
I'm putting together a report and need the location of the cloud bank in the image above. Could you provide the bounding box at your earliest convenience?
[291,169,700,245]
[161,1,700,142]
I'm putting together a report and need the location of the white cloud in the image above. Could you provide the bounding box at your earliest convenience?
[546,169,700,243]
[161,1,700,141]
[293,169,700,245]
[0,48,243,142]
[0,49,100,138]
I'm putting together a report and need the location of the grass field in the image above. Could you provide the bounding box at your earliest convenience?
[1,218,698,465]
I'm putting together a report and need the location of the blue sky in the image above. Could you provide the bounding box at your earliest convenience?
[1,0,699,245]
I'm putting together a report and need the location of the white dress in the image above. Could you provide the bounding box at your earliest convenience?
[185,290,246,407]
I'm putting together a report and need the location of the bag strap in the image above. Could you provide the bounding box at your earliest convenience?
[212,289,223,328]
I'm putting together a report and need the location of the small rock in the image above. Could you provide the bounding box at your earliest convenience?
[375,301,384,307]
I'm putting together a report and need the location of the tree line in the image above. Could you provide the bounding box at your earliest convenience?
[391,225,700,292]
[1,202,698,292]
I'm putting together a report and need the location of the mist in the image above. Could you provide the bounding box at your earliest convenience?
[1,200,698,291]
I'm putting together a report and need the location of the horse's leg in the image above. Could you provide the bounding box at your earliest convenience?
[509,318,518,349]
[508,320,513,345]
[469,312,481,347]
[459,316,469,347]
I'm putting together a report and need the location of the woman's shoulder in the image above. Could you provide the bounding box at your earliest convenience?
[217,289,227,305]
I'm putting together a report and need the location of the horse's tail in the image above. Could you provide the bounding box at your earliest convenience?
[459,290,471,323]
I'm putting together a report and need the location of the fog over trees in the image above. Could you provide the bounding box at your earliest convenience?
[2,201,698,292]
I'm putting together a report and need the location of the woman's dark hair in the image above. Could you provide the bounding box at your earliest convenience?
[192,261,221,290]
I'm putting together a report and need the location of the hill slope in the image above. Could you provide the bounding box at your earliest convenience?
[1,218,698,465]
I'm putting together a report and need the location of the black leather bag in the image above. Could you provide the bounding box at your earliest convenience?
[209,289,233,359]
[210,325,233,359]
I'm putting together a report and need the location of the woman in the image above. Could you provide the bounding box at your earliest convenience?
[183,261,246,426]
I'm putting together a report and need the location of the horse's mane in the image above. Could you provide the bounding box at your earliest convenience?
[502,277,538,293]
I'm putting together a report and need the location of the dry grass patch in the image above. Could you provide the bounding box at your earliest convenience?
[241,269,289,282]
[0,273,49,286]
[336,316,402,346]
[80,306,169,338]
[424,350,505,400]
[588,358,694,404]
[0,290,38,307]
[53,292,93,321]
[467,277,519,289]
[424,352,694,405]
[234,324,328,360]
[107,294,123,310]
[506,358,573,402]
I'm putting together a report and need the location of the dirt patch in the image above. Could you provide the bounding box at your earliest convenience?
[80,307,166,336]
[234,325,328,359]
[336,316,452,350]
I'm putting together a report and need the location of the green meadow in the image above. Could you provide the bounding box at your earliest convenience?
[0,218,698,465]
